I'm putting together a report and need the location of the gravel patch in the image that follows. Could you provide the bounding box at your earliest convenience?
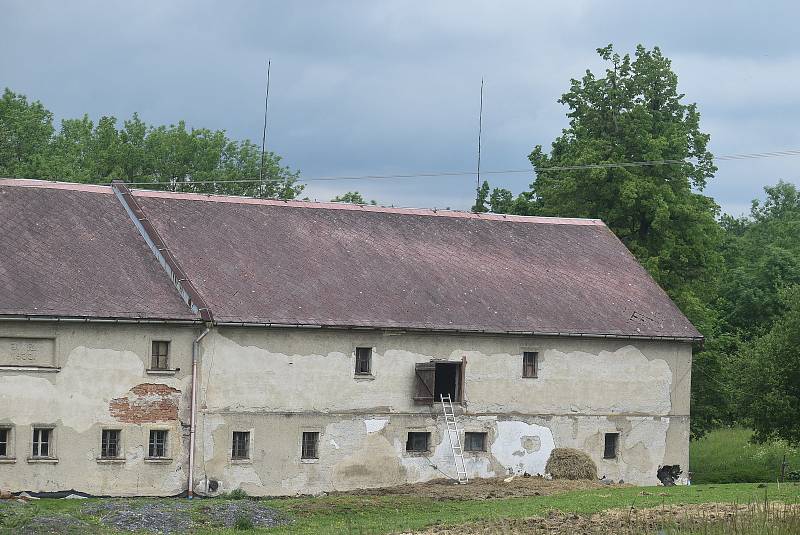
[80,498,290,533]
[82,500,192,534]
[19,514,91,534]
[199,500,291,528]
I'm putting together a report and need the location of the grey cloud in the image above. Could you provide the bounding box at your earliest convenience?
[2,0,798,213]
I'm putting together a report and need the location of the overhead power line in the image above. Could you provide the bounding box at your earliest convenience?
[115,148,800,187]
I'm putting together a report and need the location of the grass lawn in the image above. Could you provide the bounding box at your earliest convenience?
[2,482,799,534]
[690,428,800,484]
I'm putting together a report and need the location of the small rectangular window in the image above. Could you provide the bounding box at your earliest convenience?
[32,427,52,458]
[232,431,250,460]
[406,432,430,452]
[101,429,121,459]
[604,432,619,459]
[355,347,372,375]
[0,428,9,457]
[301,432,319,459]
[523,351,538,378]
[464,432,487,452]
[151,341,170,370]
[148,430,168,458]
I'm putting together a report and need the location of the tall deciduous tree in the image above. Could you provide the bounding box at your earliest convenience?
[734,284,800,444]
[717,181,800,338]
[525,45,722,314]
[0,89,54,177]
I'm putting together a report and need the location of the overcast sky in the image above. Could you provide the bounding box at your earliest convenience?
[3,1,799,214]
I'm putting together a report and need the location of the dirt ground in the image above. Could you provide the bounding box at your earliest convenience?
[340,476,614,500]
[410,502,800,534]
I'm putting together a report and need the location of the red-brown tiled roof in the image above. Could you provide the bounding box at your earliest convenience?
[0,180,198,321]
[0,179,701,339]
[132,188,701,339]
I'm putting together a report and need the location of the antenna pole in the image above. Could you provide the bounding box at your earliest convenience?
[259,59,272,193]
[477,77,484,191]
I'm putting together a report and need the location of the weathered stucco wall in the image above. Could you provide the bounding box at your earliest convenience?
[0,322,691,495]
[0,322,196,495]
[194,328,691,495]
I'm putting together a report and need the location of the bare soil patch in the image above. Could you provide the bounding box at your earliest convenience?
[342,476,613,500]
[412,502,800,534]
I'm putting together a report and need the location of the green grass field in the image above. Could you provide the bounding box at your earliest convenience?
[690,428,800,484]
[2,483,799,534]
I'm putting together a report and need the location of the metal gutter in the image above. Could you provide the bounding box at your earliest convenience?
[187,326,211,498]
[111,181,213,322]
[0,315,202,325]
[213,321,703,343]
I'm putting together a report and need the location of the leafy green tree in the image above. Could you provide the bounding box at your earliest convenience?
[489,186,514,213]
[331,191,377,205]
[734,284,800,444]
[717,181,800,338]
[0,87,304,199]
[0,89,54,177]
[525,45,722,313]
[471,181,489,212]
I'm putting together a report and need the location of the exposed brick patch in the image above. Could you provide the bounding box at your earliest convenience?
[110,383,180,423]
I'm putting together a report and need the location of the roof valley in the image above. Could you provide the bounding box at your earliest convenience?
[111,181,213,323]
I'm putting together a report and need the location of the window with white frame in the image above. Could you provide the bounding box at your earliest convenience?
[32,427,53,458]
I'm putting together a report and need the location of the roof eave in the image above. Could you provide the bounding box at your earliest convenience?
[213,320,703,343]
[0,314,203,325]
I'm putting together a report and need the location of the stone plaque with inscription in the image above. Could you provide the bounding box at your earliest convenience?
[0,337,56,367]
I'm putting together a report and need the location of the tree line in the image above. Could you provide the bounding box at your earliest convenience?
[2,45,798,443]
[0,88,303,199]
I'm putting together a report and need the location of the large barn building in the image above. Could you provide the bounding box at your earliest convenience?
[0,178,699,496]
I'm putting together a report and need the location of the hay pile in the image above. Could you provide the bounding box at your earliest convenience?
[545,448,598,480]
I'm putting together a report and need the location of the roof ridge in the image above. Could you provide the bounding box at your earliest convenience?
[0,178,604,226]
[130,187,604,226]
[0,178,113,194]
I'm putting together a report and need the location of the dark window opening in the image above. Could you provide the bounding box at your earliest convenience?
[0,428,8,457]
[604,432,619,459]
[406,432,430,452]
[101,429,121,459]
[232,431,250,460]
[464,432,487,452]
[355,347,372,375]
[151,341,170,370]
[32,428,52,458]
[148,430,168,458]
[301,432,319,459]
[434,362,462,402]
[523,352,538,378]
[414,361,464,404]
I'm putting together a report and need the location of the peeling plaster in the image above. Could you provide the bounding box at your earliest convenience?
[491,421,555,475]
[365,419,388,434]
[0,347,186,433]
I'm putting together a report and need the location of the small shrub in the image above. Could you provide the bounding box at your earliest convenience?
[224,488,249,500]
[234,514,254,530]
[545,448,598,480]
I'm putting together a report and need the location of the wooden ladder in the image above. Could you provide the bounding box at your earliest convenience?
[440,393,468,484]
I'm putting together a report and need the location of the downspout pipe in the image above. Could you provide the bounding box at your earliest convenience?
[188,325,211,498]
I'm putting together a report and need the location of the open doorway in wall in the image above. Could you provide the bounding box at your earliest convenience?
[414,360,463,404]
